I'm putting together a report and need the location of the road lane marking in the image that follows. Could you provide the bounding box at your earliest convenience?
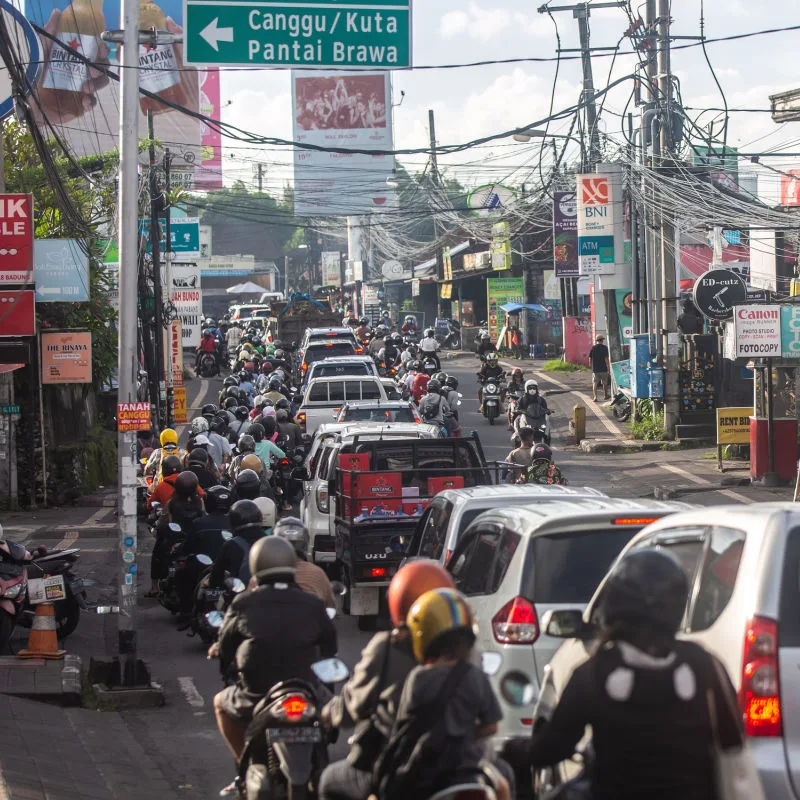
[54,530,79,550]
[658,463,755,504]
[177,676,205,709]
[85,507,111,526]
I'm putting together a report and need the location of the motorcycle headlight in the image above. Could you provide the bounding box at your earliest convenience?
[4,584,22,599]
[487,384,497,392]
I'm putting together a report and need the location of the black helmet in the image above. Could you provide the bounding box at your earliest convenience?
[410,360,421,371]
[173,470,200,497]
[237,389,250,404]
[432,371,446,383]
[273,516,310,558]
[225,386,240,400]
[187,448,208,466]
[238,434,256,453]
[248,422,265,442]
[224,397,238,410]
[384,335,393,345]
[161,455,182,477]
[425,327,434,337]
[427,379,442,394]
[223,376,238,388]
[359,316,368,326]
[249,536,296,583]
[205,485,233,513]
[275,398,290,411]
[444,375,459,390]
[238,369,251,382]
[599,549,689,635]
[210,415,227,434]
[532,443,553,461]
[235,468,261,499]
[229,499,263,532]
[202,403,218,419]
[235,406,250,421]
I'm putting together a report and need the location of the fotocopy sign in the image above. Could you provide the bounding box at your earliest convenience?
[576,171,622,276]
[166,263,203,348]
[552,191,578,278]
[291,70,395,215]
[734,305,781,358]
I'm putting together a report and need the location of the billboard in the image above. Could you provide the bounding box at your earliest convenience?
[165,262,202,348]
[291,71,395,216]
[321,251,341,287]
[197,68,222,190]
[552,191,578,278]
[24,0,220,183]
[577,172,622,275]
[486,277,523,343]
[41,330,92,383]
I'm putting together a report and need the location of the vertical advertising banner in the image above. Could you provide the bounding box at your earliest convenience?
[196,68,222,190]
[552,191,579,278]
[24,0,220,182]
[291,71,395,216]
[577,174,617,275]
[166,262,202,348]
[486,277,524,343]
[321,251,341,287]
[163,318,184,385]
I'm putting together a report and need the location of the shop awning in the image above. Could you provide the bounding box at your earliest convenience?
[226,281,265,294]
[403,240,471,282]
[500,303,549,314]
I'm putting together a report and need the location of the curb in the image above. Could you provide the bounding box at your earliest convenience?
[579,439,682,454]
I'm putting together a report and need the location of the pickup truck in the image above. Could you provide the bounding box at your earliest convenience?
[297,375,388,435]
[330,434,493,630]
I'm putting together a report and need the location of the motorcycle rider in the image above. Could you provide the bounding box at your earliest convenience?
[212,536,337,788]
[208,417,233,471]
[237,369,256,401]
[443,375,461,432]
[524,443,566,486]
[146,454,182,512]
[368,329,387,358]
[276,408,303,452]
[410,364,430,404]
[504,427,535,482]
[263,376,287,408]
[476,331,496,358]
[506,367,525,429]
[186,447,220,490]
[518,549,743,800]
[418,327,441,371]
[477,351,504,412]
[225,321,242,357]
[196,328,220,373]
[354,317,371,341]
[230,468,263,503]
[273,517,335,609]
[248,422,286,466]
[418,379,450,430]
[401,315,418,336]
[144,428,181,486]
[319,561,455,800]
[207,499,265,590]
[515,379,549,433]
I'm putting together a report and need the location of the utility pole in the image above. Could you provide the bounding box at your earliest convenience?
[257,163,264,193]
[147,110,164,428]
[428,109,444,318]
[115,0,141,685]
[657,0,679,436]
[164,149,174,428]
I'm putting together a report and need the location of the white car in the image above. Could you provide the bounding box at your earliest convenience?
[297,375,388,435]
[298,422,440,565]
[302,355,379,391]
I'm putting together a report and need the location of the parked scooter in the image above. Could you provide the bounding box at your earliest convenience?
[609,391,632,422]
[0,537,31,653]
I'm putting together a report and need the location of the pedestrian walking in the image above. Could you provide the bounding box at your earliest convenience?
[589,334,611,401]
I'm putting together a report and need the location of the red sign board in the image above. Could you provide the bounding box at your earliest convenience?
[780,170,800,206]
[0,195,34,283]
[0,291,35,337]
[117,402,152,432]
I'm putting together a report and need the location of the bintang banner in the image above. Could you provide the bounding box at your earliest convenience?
[291,70,396,216]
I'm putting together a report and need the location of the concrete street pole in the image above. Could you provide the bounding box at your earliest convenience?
[116,0,141,685]
[164,149,174,427]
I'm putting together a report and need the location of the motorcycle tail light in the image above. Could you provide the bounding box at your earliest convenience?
[273,693,315,722]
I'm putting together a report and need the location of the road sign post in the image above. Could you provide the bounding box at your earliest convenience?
[184,0,412,68]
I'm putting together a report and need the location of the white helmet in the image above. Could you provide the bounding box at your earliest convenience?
[190,416,209,435]
[525,380,539,394]
[253,496,276,529]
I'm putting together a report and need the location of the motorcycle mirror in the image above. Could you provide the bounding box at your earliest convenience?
[231,578,246,593]
[205,611,224,628]
[195,554,213,566]
[481,651,502,677]
[311,657,350,684]
[221,530,233,541]
[326,607,337,620]
[168,523,182,533]
[151,502,162,512]
[330,580,347,597]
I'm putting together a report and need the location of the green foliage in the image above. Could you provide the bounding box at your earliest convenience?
[2,120,118,387]
[632,411,665,441]
[542,359,587,372]
[82,424,118,492]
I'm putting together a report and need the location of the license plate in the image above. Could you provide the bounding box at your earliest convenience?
[27,575,66,604]
[267,727,322,744]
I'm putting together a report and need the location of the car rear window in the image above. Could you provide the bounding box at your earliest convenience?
[305,342,357,363]
[343,407,416,423]
[524,528,640,603]
[314,363,369,379]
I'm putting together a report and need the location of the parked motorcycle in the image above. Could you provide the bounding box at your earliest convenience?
[434,319,461,350]
[609,391,632,422]
[481,380,502,425]
[0,538,31,653]
[21,546,88,639]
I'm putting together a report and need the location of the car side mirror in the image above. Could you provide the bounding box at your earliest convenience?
[541,608,592,639]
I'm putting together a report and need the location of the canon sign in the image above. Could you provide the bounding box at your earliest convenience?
[736,307,779,321]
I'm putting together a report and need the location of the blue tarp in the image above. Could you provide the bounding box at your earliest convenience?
[500,302,549,314]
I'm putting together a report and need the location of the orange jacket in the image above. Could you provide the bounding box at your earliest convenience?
[147,473,178,511]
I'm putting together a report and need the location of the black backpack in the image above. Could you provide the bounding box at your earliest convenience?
[373,661,470,800]
[421,395,441,421]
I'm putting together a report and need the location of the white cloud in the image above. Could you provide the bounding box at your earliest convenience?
[440,3,513,41]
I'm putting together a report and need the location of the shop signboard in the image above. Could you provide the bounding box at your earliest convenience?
[733,305,781,358]
[552,191,578,278]
[486,277,523,343]
[0,194,34,284]
[577,175,616,275]
[33,239,89,302]
[173,385,187,424]
[41,331,92,384]
[321,251,341,287]
[716,407,753,445]
[117,402,151,432]
[164,263,202,348]
[780,306,800,358]
[693,268,746,321]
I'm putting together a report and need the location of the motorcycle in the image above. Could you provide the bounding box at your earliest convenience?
[21,546,88,639]
[157,522,187,613]
[197,352,220,378]
[0,538,31,653]
[421,355,439,378]
[506,386,522,429]
[481,380,502,425]
[610,391,632,422]
[237,657,350,800]
[512,410,553,446]
[434,319,461,350]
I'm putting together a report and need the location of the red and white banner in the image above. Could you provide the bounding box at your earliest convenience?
[0,194,34,284]
[780,170,800,206]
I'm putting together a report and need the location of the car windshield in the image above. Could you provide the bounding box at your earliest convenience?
[314,363,369,379]
[523,528,641,603]
[305,343,357,363]
[341,407,416,423]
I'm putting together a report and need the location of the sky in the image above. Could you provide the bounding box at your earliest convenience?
[219,1,800,201]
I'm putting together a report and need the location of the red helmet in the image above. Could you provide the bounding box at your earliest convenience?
[244,361,255,372]
[261,362,273,374]
[387,560,454,628]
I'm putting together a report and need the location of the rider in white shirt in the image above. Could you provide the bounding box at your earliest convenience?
[418,328,441,370]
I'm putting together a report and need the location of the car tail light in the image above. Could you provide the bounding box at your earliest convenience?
[611,517,659,526]
[355,347,364,354]
[492,597,539,644]
[297,412,306,431]
[301,363,308,371]
[740,616,782,737]
[316,485,329,513]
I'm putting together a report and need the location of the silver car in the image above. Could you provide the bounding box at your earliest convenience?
[536,502,800,798]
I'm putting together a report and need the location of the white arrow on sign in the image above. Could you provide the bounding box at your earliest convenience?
[199,18,234,51]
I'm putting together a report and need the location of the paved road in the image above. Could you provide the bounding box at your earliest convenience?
[1,358,787,798]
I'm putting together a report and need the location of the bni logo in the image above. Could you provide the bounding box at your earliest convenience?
[581,177,609,206]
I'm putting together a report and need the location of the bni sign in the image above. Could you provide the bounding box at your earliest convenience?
[184,0,412,69]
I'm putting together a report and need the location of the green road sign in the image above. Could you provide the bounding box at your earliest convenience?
[139,218,201,255]
[1,404,20,415]
[183,0,412,68]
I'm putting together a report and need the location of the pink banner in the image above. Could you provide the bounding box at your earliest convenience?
[197,69,222,190]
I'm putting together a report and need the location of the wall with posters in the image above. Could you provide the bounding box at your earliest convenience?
[486,277,523,343]
[291,71,395,216]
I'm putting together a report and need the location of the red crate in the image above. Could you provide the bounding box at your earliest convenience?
[427,476,465,495]
[339,453,371,495]
[353,472,402,500]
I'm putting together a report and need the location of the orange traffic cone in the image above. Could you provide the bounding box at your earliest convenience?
[17,603,66,660]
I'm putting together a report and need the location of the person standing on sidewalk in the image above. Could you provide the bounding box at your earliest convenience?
[589,334,611,402]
